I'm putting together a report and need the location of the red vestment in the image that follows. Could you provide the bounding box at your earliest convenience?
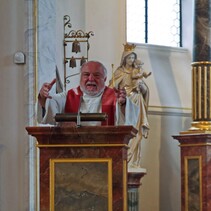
[65,86,116,125]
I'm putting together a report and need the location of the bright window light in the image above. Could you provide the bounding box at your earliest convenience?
[127,0,181,47]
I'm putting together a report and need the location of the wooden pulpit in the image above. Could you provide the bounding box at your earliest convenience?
[26,125,137,211]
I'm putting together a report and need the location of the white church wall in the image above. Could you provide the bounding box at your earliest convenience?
[0,0,30,210]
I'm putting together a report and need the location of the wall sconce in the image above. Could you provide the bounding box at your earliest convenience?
[13,51,25,64]
[63,15,94,90]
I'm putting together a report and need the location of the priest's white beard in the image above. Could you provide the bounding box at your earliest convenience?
[80,85,105,97]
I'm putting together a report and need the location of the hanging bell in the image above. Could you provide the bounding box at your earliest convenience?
[69,56,76,68]
[72,39,81,53]
[80,57,86,66]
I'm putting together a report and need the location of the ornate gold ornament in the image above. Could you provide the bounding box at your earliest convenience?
[123,43,136,51]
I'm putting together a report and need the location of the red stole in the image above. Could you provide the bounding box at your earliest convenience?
[65,86,116,125]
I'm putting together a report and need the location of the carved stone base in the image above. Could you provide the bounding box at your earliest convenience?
[128,169,146,211]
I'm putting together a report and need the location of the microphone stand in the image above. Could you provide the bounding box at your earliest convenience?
[77,96,82,127]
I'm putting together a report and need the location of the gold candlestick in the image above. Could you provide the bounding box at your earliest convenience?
[112,64,115,88]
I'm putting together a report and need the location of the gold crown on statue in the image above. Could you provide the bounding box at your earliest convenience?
[123,43,136,51]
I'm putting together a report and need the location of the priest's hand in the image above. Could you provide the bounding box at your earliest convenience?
[38,78,56,107]
[114,88,126,115]
[114,88,126,105]
[118,88,126,105]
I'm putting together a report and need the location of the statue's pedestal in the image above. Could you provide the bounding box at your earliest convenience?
[128,168,146,211]
[173,133,211,211]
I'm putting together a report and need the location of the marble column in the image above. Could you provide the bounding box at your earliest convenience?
[189,0,211,132]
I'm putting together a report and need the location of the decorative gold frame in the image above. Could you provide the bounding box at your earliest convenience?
[184,156,202,211]
[123,160,128,211]
[50,158,113,211]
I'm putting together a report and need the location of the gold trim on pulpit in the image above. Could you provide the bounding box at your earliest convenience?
[123,160,128,211]
[184,156,202,211]
[37,144,129,148]
[180,143,211,147]
[50,158,113,211]
[36,143,39,211]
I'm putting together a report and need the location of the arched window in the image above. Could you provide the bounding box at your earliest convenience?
[126,0,181,47]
